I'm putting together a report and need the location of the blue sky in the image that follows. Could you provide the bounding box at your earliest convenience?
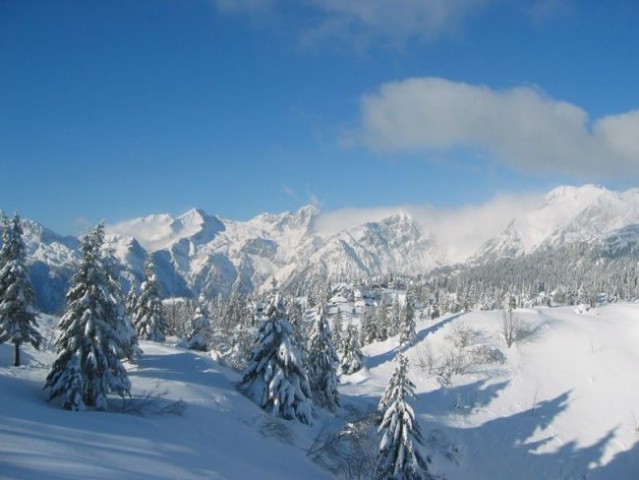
[2,0,639,234]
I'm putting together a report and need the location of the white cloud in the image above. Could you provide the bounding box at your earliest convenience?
[212,0,495,46]
[314,192,544,263]
[314,206,406,235]
[354,77,639,178]
[303,0,493,46]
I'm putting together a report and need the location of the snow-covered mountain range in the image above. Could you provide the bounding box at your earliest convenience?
[472,184,639,262]
[14,184,639,312]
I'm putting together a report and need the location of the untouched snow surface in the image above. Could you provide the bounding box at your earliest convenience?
[2,304,639,479]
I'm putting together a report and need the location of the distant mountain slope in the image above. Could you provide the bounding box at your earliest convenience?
[471,184,639,263]
[8,184,639,311]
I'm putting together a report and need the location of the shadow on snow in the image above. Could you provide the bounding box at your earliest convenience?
[365,312,464,370]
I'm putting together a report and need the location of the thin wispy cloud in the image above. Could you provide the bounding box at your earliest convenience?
[213,0,497,47]
[306,187,322,208]
[353,77,639,178]
[283,185,322,208]
[282,185,299,201]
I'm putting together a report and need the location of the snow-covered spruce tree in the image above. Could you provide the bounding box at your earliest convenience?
[388,293,402,337]
[102,237,140,361]
[237,294,313,425]
[132,258,167,342]
[285,295,308,359]
[331,306,344,351]
[0,213,43,366]
[376,299,389,341]
[376,352,430,480]
[187,305,211,351]
[340,323,363,375]
[378,347,410,415]
[125,280,138,319]
[361,309,378,345]
[221,291,244,337]
[230,310,252,364]
[307,305,340,412]
[400,290,417,347]
[44,225,130,411]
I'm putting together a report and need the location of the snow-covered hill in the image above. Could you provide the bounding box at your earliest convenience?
[346,304,639,479]
[2,304,638,478]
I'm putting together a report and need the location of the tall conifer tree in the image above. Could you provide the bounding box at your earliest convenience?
[0,213,42,366]
[376,352,430,480]
[238,294,313,424]
[132,258,166,342]
[44,224,130,410]
[400,290,417,347]
[340,323,363,375]
[307,305,340,411]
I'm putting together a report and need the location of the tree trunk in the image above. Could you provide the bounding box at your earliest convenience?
[13,341,20,367]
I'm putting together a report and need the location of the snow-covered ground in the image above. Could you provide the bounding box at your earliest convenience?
[2,304,639,479]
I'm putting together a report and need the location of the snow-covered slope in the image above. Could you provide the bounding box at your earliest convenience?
[3,304,638,479]
[0,340,330,479]
[340,303,639,479]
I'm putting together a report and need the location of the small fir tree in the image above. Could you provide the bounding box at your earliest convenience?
[340,323,363,375]
[53,353,85,411]
[132,258,167,342]
[388,293,402,337]
[125,280,138,319]
[376,352,430,480]
[221,291,245,337]
[400,291,417,347]
[230,312,252,365]
[187,306,211,351]
[360,309,379,345]
[307,305,340,411]
[286,296,308,360]
[331,306,344,351]
[377,299,389,341]
[44,225,130,410]
[237,294,313,424]
[0,213,43,366]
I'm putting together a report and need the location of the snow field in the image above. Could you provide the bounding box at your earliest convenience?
[2,304,639,479]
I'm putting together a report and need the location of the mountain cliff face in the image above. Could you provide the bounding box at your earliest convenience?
[10,184,639,312]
